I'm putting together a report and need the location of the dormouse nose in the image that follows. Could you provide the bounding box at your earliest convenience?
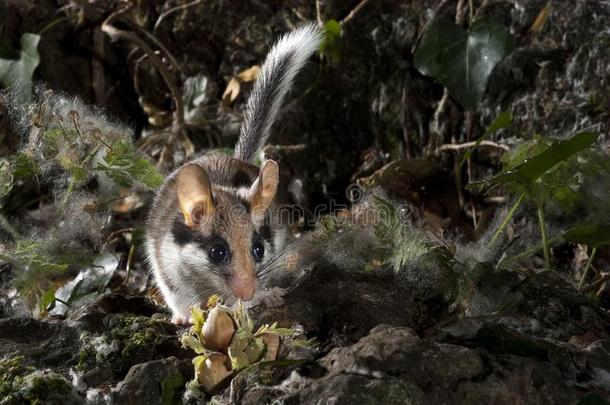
[230,271,256,301]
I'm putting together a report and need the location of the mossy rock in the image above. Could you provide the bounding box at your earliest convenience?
[1,370,80,405]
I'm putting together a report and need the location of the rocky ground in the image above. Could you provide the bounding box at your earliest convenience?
[1,263,610,403]
[1,0,610,404]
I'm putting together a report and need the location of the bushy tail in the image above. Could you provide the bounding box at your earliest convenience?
[234,23,322,162]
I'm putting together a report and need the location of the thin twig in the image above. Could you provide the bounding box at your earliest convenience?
[455,0,468,25]
[489,193,524,246]
[413,0,451,53]
[123,243,136,286]
[484,195,508,204]
[429,90,449,151]
[131,23,185,79]
[399,78,411,158]
[474,0,493,19]
[102,7,186,167]
[437,140,509,152]
[105,227,134,244]
[287,8,305,26]
[498,235,562,270]
[340,0,373,26]
[102,10,183,120]
[153,0,204,32]
[70,114,84,141]
[578,247,597,290]
[92,27,106,105]
[537,205,551,271]
[90,129,114,151]
[37,16,70,36]
[583,274,609,293]
[315,0,323,26]
[467,158,477,228]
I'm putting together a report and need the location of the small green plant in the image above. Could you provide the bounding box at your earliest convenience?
[0,91,163,312]
[471,131,599,271]
[0,237,95,314]
[372,196,430,271]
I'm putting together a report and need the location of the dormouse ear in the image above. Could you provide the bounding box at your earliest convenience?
[249,160,279,224]
[176,164,215,227]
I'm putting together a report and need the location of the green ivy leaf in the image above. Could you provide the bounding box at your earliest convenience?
[414,18,513,110]
[563,225,610,249]
[0,33,40,103]
[470,132,598,188]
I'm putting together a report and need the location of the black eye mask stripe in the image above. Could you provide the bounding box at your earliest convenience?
[256,223,274,248]
[171,216,228,250]
[239,198,251,214]
[232,170,253,187]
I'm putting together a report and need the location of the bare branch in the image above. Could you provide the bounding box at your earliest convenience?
[102,8,187,167]
[315,0,324,26]
[340,0,373,26]
[153,0,204,32]
[437,140,510,152]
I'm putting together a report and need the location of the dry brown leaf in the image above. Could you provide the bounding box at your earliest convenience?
[222,77,240,104]
[531,1,551,33]
[261,333,280,361]
[142,103,171,127]
[113,192,146,213]
[236,65,261,82]
[568,330,599,348]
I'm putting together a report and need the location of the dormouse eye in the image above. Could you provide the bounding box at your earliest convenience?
[209,245,229,264]
[251,242,265,262]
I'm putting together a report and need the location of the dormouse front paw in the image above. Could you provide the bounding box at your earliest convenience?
[261,287,287,308]
[247,287,287,308]
[171,314,190,325]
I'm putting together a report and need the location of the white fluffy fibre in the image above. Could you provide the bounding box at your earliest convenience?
[234,23,323,162]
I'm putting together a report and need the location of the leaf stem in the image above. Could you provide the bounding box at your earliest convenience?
[498,235,561,269]
[537,204,551,271]
[578,247,597,290]
[489,193,524,247]
[38,16,69,36]
[123,244,135,286]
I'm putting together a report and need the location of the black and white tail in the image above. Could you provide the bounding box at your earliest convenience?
[234,23,322,162]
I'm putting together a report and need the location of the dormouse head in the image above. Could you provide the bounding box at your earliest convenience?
[174,160,279,303]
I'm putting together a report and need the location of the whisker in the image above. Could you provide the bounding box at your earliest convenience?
[256,240,298,276]
[257,249,295,278]
[186,286,221,309]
